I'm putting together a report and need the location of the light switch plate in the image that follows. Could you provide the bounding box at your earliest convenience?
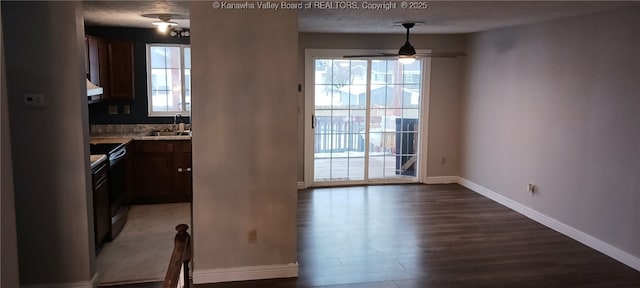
[23,94,46,107]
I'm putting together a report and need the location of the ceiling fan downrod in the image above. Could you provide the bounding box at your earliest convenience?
[398,22,416,56]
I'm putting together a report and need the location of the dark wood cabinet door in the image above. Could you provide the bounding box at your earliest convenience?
[92,162,110,246]
[98,39,110,97]
[124,142,135,206]
[133,140,192,204]
[86,36,99,83]
[85,35,134,102]
[134,141,176,204]
[177,142,192,199]
[106,40,134,101]
[136,153,176,202]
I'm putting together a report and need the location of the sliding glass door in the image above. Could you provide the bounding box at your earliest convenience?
[313,59,368,182]
[368,60,422,180]
[307,54,425,186]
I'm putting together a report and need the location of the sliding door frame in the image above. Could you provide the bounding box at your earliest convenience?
[303,49,433,188]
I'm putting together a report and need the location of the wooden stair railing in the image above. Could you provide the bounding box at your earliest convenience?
[164,224,192,288]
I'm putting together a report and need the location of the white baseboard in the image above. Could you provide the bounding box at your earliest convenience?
[193,263,298,284]
[424,176,459,184]
[458,177,640,272]
[297,181,305,190]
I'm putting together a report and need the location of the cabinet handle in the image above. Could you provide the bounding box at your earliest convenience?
[177,168,183,172]
[186,168,192,172]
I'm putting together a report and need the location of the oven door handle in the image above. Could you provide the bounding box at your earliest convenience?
[110,148,127,162]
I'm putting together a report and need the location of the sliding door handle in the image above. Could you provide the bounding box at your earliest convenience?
[311,114,316,129]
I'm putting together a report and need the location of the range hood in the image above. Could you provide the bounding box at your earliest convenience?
[86,79,103,99]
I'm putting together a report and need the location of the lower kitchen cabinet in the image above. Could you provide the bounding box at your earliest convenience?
[92,160,110,247]
[124,141,134,206]
[133,140,192,204]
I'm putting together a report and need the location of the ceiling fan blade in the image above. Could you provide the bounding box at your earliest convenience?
[415,51,467,58]
[342,23,466,60]
[343,53,398,59]
[344,52,466,59]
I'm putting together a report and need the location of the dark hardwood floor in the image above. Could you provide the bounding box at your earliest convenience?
[104,184,640,288]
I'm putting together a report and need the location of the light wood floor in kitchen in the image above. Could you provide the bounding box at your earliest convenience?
[96,202,191,286]
[104,184,640,288]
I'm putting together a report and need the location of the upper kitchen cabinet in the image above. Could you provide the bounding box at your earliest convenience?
[107,40,135,101]
[86,36,102,85]
[85,35,135,101]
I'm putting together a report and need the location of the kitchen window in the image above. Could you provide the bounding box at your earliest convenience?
[146,44,191,116]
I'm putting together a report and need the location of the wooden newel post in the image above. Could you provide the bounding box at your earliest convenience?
[177,224,192,288]
[164,224,192,288]
[175,223,190,243]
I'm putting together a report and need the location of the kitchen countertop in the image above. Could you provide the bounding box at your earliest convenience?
[90,154,108,169]
[134,133,192,140]
[90,132,191,142]
[90,137,134,145]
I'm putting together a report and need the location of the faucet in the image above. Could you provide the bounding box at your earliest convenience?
[173,113,182,131]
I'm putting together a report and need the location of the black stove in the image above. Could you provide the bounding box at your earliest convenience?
[89,142,129,241]
[90,143,127,166]
[90,143,125,156]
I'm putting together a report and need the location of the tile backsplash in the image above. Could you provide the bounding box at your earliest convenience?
[90,124,190,135]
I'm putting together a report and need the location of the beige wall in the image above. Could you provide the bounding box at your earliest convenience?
[461,7,640,257]
[190,2,298,282]
[2,2,95,286]
[298,33,466,181]
[1,5,20,287]
[427,57,463,177]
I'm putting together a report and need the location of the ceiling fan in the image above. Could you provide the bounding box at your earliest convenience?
[344,22,466,64]
[142,13,187,33]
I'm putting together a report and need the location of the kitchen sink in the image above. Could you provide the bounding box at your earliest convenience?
[146,130,191,137]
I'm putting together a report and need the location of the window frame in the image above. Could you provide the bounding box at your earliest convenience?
[146,43,191,117]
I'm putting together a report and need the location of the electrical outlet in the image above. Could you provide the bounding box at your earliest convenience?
[527,183,536,194]
[248,229,257,244]
[123,105,131,114]
[108,105,118,115]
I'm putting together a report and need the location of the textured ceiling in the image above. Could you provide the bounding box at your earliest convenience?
[83,1,191,29]
[83,1,638,34]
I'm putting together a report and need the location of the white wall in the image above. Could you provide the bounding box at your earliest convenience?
[298,33,466,182]
[461,7,640,260]
[2,2,95,286]
[1,5,20,287]
[190,2,298,283]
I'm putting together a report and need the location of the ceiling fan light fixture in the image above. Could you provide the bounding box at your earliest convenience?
[397,22,417,64]
[398,41,416,57]
[170,28,190,38]
[152,20,177,33]
[398,56,416,65]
